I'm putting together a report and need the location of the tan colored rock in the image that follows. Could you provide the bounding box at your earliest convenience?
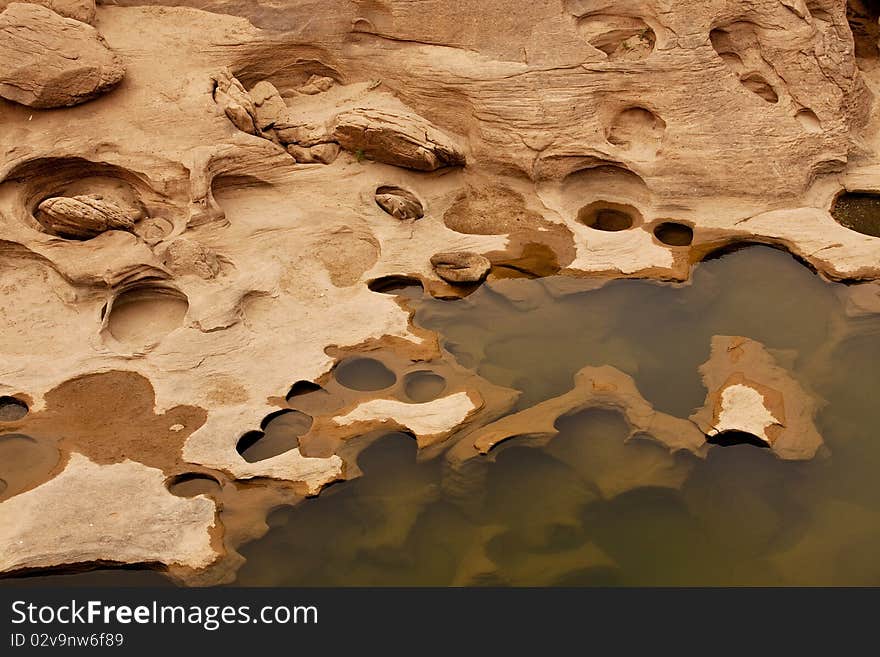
[0,454,218,572]
[0,3,123,107]
[376,185,424,220]
[36,195,139,239]
[309,142,339,164]
[332,107,466,171]
[690,336,825,460]
[249,80,287,131]
[211,68,258,135]
[162,238,221,279]
[0,0,94,23]
[275,122,331,147]
[430,251,491,284]
[467,365,707,456]
[297,74,334,95]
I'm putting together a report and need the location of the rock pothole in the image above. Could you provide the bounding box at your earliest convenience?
[333,357,397,391]
[831,192,880,237]
[236,409,313,463]
[577,201,641,232]
[105,286,189,350]
[403,371,447,403]
[653,221,694,246]
[167,472,223,498]
[368,275,424,295]
[0,396,28,422]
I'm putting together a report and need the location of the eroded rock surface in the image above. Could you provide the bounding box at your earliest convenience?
[691,336,825,460]
[0,0,878,585]
[36,195,139,239]
[0,3,123,107]
[0,454,217,573]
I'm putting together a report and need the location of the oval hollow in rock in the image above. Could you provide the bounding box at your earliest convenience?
[334,357,397,391]
[831,192,880,238]
[653,221,694,246]
[286,380,323,400]
[577,201,640,231]
[0,396,28,422]
[237,409,313,462]
[375,186,424,220]
[403,370,447,403]
[368,275,424,295]
[106,286,188,348]
[796,109,822,133]
[739,73,778,103]
[167,472,223,498]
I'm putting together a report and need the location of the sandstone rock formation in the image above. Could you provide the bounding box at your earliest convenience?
[690,336,826,460]
[36,194,139,239]
[0,0,878,585]
[0,0,94,24]
[430,252,492,284]
[0,3,123,107]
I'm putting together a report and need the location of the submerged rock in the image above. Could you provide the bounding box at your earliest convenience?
[690,335,825,460]
[0,3,124,107]
[36,194,140,239]
[430,251,491,284]
[375,186,424,220]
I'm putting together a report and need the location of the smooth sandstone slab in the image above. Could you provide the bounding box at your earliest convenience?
[0,453,218,572]
[0,3,124,107]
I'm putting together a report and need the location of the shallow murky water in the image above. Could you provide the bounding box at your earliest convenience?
[9,247,880,586]
[232,247,880,586]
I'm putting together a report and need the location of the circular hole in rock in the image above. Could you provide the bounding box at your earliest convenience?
[286,380,323,400]
[0,396,28,422]
[107,286,188,348]
[167,472,222,498]
[831,192,880,238]
[707,431,770,449]
[368,275,424,297]
[334,357,397,391]
[577,202,640,232]
[237,410,313,463]
[0,433,60,499]
[653,222,694,246]
[403,370,447,403]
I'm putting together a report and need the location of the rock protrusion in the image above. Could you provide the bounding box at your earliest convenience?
[690,336,825,460]
[430,251,491,284]
[211,68,259,135]
[332,107,466,171]
[0,3,124,107]
[35,195,140,239]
